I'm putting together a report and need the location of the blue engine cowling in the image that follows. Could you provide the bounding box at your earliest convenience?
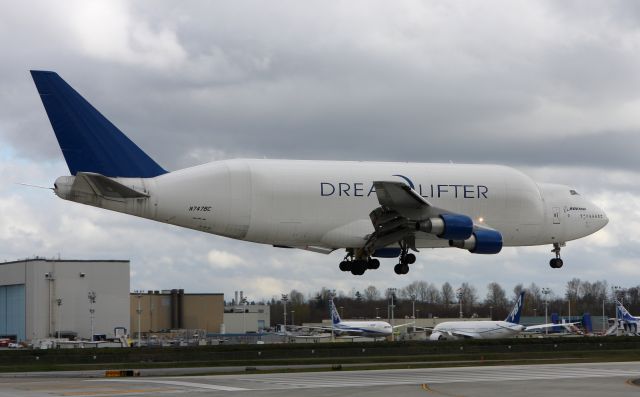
[469,229,503,254]
[438,214,474,240]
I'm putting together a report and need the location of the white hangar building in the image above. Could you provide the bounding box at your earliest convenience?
[0,258,130,341]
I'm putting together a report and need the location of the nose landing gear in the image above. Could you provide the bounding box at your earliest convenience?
[549,242,564,268]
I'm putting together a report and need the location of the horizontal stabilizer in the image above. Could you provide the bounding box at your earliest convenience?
[31,70,167,178]
[76,172,149,199]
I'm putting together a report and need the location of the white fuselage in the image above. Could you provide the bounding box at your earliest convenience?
[333,321,394,337]
[430,320,525,340]
[54,159,608,251]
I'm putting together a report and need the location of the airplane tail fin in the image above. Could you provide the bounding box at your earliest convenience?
[505,291,525,324]
[329,299,342,325]
[30,70,167,178]
[617,300,635,322]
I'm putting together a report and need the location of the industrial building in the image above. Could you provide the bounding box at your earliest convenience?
[129,290,224,336]
[222,291,270,333]
[0,258,130,341]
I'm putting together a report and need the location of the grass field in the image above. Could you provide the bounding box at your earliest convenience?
[1,336,639,373]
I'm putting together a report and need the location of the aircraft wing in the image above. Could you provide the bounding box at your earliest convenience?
[445,330,481,339]
[524,322,580,332]
[365,181,447,254]
[392,322,415,329]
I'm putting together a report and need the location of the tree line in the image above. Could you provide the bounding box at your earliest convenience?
[262,278,635,326]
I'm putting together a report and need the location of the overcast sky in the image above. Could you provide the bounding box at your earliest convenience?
[1,0,639,304]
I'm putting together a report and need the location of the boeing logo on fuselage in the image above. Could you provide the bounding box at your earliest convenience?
[320,174,489,199]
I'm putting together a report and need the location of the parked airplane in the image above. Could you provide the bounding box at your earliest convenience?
[616,300,639,334]
[31,71,609,275]
[428,292,578,340]
[303,299,412,338]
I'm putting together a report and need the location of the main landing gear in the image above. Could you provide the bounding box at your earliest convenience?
[393,245,416,275]
[339,254,380,276]
[549,242,564,269]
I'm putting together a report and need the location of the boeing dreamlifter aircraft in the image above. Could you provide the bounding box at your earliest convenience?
[31,71,609,275]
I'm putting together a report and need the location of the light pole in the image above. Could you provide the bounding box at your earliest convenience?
[542,288,551,335]
[56,298,63,339]
[456,289,463,319]
[410,294,417,332]
[281,294,288,334]
[291,310,295,326]
[136,291,143,347]
[602,297,606,333]
[387,288,396,341]
[612,286,622,335]
[489,306,493,321]
[88,291,96,341]
[340,306,344,319]
[416,309,420,319]
[241,297,248,334]
[375,307,379,318]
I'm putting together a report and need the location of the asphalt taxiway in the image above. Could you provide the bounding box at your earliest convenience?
[1,361,640,396]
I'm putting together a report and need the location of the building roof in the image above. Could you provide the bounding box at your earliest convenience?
[0,258,129,265]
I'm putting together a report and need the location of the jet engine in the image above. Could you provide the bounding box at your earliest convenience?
[449,229,503,254]
[415,214,473,240]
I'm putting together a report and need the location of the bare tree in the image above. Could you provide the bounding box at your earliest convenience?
[425,283,441,304]
[513,283,524,303]
[566,278,581,301]
[289,289,305,305]
[441,282,454,306]
[458,282,478,312]
[485,282,508,310]
[400,281,419,299]
[363,285,380,301]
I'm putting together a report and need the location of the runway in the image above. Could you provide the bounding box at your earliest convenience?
[2,362,640,396]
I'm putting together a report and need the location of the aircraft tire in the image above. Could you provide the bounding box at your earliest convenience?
[351,260,367,275]
[368,258,380,269]
[401,264,410,274]
[339,261,350,271]
[405,253,416,264]
[394,263,403,275]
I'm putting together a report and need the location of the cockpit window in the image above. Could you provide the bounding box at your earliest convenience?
[569,190,579,195]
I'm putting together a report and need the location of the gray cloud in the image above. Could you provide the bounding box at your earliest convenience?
[1,0,640,300]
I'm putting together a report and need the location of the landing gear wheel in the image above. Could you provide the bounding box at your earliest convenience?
[549,258,564,268]
[400,264,410,274]
[339,260,350,271]
[394,263,403,275]
[351,260,367,275]
[405,253,416,264]
[368,258,380,269]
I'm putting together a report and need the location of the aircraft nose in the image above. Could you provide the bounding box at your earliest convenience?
[593,203,609,229]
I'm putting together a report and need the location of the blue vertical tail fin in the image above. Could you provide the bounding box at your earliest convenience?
[30,70,167,178]
[329,299,342,325]
[617,300,637,322]
[505,291,525,324]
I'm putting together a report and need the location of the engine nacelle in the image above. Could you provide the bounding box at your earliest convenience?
[429,331,446,341]
[449,229,503,254]
[416,214,473,241]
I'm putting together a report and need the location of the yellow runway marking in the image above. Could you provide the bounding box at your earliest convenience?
[421,383,464,397]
